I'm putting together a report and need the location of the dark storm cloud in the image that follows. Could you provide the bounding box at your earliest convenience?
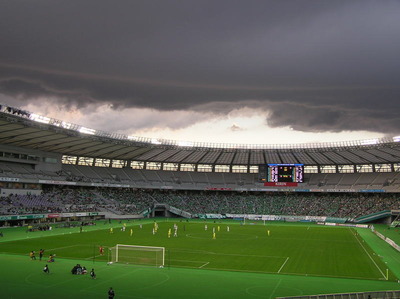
[0,0,399,133]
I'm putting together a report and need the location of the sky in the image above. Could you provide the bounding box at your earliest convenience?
[0,0,399,145]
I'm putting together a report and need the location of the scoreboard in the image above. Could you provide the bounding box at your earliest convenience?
[268,164,304,183]
[258,164,304,183]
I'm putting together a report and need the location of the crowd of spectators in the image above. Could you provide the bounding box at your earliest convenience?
[97,188,156,214]
[0,193,63,215]
[0,187,398,218]
[0,187,155,215]
[153,190,399,218]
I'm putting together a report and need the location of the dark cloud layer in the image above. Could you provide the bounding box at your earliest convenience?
[0,0,399,134]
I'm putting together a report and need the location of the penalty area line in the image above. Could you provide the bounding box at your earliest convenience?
[199,262,210,268]
[46,245,77,251]
[84,254,103,260]
[277,257,289,273]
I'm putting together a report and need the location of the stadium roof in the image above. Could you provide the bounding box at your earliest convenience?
[1,104,400,166]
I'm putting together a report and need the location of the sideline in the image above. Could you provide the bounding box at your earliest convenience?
[350,228,387,280]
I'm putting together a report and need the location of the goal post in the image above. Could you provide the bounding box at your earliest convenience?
[109,244,165,267]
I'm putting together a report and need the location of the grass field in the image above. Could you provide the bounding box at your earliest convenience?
[0,219,399,298]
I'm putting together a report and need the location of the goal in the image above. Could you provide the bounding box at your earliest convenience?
[109,244,165,267]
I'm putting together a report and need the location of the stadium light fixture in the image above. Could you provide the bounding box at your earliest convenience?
[151,138,162,145]
[128,136,139,141]
[78,127,96,135]
[29,113,51,124]
[61,121,72,129]
[393,136,400,142]
[178,141,194,147]
[360,139,378,145]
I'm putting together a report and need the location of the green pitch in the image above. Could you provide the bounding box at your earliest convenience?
[0,221,394,280]
[0,220,399,298]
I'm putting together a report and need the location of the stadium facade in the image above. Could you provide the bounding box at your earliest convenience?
[1,104,399,187]
[0,103,399,226]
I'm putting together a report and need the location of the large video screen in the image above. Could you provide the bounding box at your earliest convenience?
[258,164,304,183]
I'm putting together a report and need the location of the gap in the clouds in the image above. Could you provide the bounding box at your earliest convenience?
[18,100,384,145]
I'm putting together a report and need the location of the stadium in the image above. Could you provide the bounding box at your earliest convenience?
[0,104,399,298]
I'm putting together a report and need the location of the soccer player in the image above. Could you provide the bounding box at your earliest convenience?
[267,230,270,236]
[108,287,115,299]
[43,264,49,274]
[110,227,113,234]
[39,249,44,261]
[204,224,208,231]
[227,226,230,232]
[152,227,155,235]
[47,254,55,263]
[30,251,36,260]
[130,228,133,237]
[173,226,178,237]
[168,228,171,238]
[212,232,216,240]
[90,268,96,279]
[99,246,104,256]
[217,226,220,232]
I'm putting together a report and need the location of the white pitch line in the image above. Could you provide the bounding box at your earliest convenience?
[171,259,209,264]
[46,245,77,251]
[278,257,289,273]
[269,279,282,299]
[351,229,386,280]
[84,254,102,260]
[199,262,210,269]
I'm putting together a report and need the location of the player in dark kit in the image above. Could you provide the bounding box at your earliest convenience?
[39,249,44,261]
[108,287,115,298]
[90,268,96,279]
[43,265,49,274]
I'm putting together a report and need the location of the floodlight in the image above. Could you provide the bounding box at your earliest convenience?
[78,127,96,135]
[61,121,72,129]
[151,138,162,145]
[29,113,51,124]
[360,139,378,145]
[178,141,194,147]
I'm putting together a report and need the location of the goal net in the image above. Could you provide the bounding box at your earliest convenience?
[109,244,165,267]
